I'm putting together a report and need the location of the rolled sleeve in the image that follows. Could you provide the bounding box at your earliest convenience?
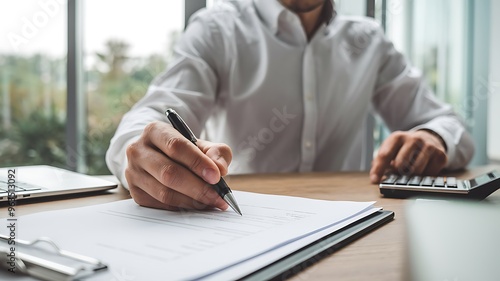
[105,10,222,187]
[412,117,474,170]
[372,28,474,170]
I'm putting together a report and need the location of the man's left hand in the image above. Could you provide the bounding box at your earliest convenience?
[370,130,447,184]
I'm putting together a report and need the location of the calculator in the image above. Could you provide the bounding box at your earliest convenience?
[379,170,500,200]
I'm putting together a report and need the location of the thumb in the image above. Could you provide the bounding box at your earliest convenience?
[197,140,233,176]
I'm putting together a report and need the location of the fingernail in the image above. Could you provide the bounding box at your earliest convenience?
[202,168,219,184]
[370,174,378,183]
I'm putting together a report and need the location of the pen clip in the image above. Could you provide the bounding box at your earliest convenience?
[165,109,198,144]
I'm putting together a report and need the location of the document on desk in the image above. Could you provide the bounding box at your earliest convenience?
[1,191,379,280]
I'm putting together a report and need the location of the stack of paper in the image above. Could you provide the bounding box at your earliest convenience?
[1,191,379,280]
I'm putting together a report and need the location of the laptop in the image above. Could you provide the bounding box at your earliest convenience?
[406,199,500,280]
[0,165,118,202]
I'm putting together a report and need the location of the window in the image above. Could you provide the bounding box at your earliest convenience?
[0,1,187,173]
[1,0,497,173]
[0,0,67,168]
[83,0,184,174]
[379,0,494,166]
[380,0,467,116]
[488,1,500,164]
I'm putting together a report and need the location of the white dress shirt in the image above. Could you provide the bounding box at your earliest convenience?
[106,0,474,188]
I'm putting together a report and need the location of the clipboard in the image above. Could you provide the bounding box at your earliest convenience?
[239,210,395,281]
[0,234,107,281]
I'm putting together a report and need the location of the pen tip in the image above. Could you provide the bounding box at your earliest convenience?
[224,193,242,216]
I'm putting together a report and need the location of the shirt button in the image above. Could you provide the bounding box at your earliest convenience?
[305,141,312,148]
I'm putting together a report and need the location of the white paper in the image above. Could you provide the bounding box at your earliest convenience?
[205,207,381,281]
[1,191,376,280]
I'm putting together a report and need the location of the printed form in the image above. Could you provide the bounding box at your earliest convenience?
[1,191,378,280]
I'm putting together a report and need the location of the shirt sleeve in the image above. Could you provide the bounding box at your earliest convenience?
[105,10,224,188]
[371,26,474,170]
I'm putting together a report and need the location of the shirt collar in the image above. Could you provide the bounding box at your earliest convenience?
[253,0,288,35]
[253,0,332,40]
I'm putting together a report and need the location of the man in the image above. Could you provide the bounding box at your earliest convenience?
[106,0,474,211]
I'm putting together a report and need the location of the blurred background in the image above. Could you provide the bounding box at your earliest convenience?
[0,0,498,174]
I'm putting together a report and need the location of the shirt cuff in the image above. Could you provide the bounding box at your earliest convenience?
[106,135,141,190]
[411,121,458,169]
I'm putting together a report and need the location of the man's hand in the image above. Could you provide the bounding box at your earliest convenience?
[125,121,232,211]
[370,130,447,184]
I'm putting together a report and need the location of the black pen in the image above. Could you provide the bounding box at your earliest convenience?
[165,108,242,216]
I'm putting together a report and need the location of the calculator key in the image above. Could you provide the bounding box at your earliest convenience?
[421,177,435,186]
[408,176,422,186]
[433,177,445,187]
[395,175,410,185]
[382,175,398,184]
[446,177,457,188]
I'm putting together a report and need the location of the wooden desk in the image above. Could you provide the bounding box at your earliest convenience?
[1,166,499,280]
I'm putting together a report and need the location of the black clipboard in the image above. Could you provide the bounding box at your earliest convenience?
[239,210,395,281]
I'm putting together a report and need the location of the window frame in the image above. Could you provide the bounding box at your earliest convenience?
[66,0,206,172]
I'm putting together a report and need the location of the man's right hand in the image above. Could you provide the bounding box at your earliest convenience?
[124,121,232,211]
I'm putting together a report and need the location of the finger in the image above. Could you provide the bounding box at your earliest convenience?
[392,140,423,175]
[422,149,447,176]
[370,132,405,183]
[134,145,228,210]
[129,182,217,211]
[198,140,233,176]
[409,140,443,175]
[127,167,225,211]
[128,183,180,211]
[125,164,180,211]
[408,147,431,175]
[125,162,194,209]
[145,122,221,184]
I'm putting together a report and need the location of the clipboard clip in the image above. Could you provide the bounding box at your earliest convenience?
[0,234,107,281]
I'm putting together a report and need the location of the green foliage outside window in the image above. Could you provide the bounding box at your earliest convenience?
[1,35,178,174]
[85,39,169,174]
